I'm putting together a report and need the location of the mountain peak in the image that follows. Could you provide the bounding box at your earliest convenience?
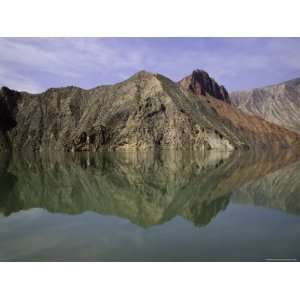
[193,69,209,76]
[179,69,230,103]
[130,70,156,80]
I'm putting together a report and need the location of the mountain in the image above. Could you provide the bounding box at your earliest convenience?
[231,78,300,134]
[1,70,300,152]
[179,69,230,103]
[0,87,18,151]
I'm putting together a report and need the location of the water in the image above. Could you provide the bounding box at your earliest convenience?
[0,149,300,261]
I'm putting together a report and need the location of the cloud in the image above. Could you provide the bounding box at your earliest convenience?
[0,38,300,92]
[0,38,147,92]
[0,65,44,93]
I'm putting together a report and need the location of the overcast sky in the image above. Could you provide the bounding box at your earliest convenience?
[1,37,300,93]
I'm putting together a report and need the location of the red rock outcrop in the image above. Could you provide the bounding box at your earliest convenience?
[179,69,230,103]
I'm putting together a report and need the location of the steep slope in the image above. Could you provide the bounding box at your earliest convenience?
[231,78,300,134]
[1,70,300,152]
[0,87,19,151]
[179,69,230,103]
[179,72,300,150]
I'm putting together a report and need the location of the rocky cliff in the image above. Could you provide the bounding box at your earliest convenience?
[0,87,20,151]
[231,78,300,134]
[1,70,300,152]
[179,69,230,103]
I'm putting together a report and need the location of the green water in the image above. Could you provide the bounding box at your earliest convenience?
[0,150,300,261]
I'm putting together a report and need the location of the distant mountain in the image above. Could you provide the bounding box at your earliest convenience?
[231,78,300,134]
[1,70,300,152]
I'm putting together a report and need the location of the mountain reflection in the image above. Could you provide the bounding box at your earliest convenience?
[1,148,300,227]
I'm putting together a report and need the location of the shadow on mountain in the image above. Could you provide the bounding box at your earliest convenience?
[1,148,300,227]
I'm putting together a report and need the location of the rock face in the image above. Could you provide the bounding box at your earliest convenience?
[0,87,20,151]
[1,70,300,152]
[231,78,300,134]
[179,69,230,103]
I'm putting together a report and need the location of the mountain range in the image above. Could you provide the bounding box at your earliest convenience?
[1,69,300,153]
[231,78,300,134]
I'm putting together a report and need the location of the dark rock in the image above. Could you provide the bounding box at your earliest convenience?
[0,87,19,132]
[0,87,21,151]
[179,69,231,103]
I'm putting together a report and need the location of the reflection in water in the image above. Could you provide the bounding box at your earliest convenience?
[1,149,300,226]
[231,161,300,214]
[0,149,300,261]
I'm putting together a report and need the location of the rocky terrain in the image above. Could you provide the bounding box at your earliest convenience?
[0,87,19,151]
[1,148,300,227]
[1,70,300,152]
[231,78,300,134]
[179,69,230,103]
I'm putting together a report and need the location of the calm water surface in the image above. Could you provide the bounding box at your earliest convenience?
[0,150,300,261]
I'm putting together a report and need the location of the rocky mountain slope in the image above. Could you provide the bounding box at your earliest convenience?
[231,78,300,134]
[179,69,230,103]
[0,87,18,151]
[1,70,300,152]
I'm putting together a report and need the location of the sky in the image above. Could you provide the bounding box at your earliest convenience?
[1,37,300,93]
